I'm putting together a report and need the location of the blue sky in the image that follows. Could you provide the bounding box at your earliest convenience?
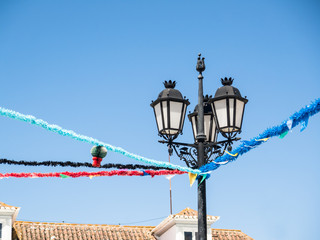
[0,1,319,239]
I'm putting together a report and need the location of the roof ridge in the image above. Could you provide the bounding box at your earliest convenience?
[212,228,242,232]
[15,221,155,229]
[174,207,214,218]
[0,201,19,209]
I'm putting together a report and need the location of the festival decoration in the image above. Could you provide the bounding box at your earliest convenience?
[279,131,289,139]
[0,170,186,178]
[188,173,197,187]
[224,150,238,157]
[165,175,175,180]
[0,158,172,170]
[198,174,207,186]
[0,97,319,176]
[200,98,320,173]
[91,146,107,167]
[0,106,200,174]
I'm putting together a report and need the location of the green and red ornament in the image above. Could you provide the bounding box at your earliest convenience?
[91,146,107,167]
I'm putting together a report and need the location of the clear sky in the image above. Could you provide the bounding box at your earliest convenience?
[0,1,319,239]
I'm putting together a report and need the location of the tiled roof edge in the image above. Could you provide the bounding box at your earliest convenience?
[0,201,19,210]
[212,228,242,232]
[14,221,155,229]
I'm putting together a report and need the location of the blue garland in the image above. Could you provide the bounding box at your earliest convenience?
[199,98,320,173]
[0,107,201,174]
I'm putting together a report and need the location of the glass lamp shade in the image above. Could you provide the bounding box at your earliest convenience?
[210,78,248,134]
[188,97,218,143]
[151,81,190,138]
[188,113,218,143]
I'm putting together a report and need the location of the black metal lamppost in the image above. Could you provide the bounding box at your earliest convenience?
[150,54,248,240]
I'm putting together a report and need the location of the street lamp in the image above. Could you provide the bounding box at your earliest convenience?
[150,54,248,240]
[210,77,248,138]
[151,80,190,140]
[188,95,218,143]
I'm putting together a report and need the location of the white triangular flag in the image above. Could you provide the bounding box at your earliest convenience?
[165,175,175,180]
[287,119,293,132]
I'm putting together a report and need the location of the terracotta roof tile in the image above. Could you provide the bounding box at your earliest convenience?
[175,207,213,218]
[212,229,254,240]
[174,207,218,221]
[0,201,19,210]
[13,221,254,240]
[13,221,156,240]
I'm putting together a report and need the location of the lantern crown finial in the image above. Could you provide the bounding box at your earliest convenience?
[196,53,206,73]
[203,94,212,102]
[163,80,176,89]
[221,77,234,86]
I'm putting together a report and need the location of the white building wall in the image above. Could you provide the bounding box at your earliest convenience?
[156,220,214,240]
[0,206,18,240]
[176,222,212,240]
[158,225,176,240]
[0,214,13,240]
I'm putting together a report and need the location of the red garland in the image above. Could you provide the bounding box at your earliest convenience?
[0,170,186,178]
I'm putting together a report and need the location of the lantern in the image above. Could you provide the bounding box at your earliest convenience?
[188,95,218,143]
[151,80,190,139]
[209,77,248,136]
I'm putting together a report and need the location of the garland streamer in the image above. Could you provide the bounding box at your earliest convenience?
[0,170,186,178]
[0,107,200,174]
[0,159,172,170]
[200,98,320,172]
[0,98,319,175]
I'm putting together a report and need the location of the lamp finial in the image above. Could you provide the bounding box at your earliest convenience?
[196,53,206,73]
[163,80,176,89]
[221,77,234,86]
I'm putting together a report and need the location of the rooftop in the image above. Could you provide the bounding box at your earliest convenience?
[0,203,253,240]
[174,207,217,220]
[13,221,254,240]
[0,201,19,210]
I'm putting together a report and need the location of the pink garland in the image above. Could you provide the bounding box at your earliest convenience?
[0,170,186,178]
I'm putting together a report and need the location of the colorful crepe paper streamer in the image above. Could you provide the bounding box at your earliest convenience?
[0,106,200,174]
[0,170,186,179]
[0,158,172,170]
[0,97,319,176]
[200,98,320,173]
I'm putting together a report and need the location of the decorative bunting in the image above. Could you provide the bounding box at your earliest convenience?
[200,98,320,173]
[0,97,319,177]
[165,175,175,180]
[255,138,270,142]
[213,160,229,165]
[198,174,207,186]
[0,158,173,171]
[188,173,197,187]
[300,116,309,132]
[287,119,293,131]
[0,170,186,179]
[60,174,70,178]
[141,171,150,176]
[224,150,238,157]
[279,131,289,139]
[0,106,200,174]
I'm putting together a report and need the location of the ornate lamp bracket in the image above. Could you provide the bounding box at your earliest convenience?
[159,137,241,169]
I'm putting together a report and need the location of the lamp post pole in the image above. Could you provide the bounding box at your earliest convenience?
[150,54,248,240]
[196,54,207,240]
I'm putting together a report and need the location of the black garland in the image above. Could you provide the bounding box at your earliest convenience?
[0,159,171,170]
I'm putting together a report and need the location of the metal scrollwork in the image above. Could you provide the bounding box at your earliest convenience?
[172,145,198,169]
[159,136,241,169]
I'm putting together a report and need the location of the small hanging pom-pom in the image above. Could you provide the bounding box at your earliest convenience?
[91,146,107,167]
